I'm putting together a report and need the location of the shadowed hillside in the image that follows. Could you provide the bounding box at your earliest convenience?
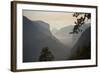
[23,16,70,62]
[69,27,91,60]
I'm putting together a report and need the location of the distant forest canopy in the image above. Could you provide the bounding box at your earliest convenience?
[70,13,91,34]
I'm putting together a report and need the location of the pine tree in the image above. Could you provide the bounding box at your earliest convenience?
[39,47,54,61]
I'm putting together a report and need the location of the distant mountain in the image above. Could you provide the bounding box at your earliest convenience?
[69,27,91,60]
[54,23,91,49]
[23,16,70,62]
[54,25,74,48]
[55,25,74,36]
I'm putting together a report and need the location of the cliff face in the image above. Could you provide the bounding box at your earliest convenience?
[23,16,69,62]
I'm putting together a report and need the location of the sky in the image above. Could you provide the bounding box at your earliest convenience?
[23,10,76,32]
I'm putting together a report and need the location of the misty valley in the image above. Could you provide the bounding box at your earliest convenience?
[23,15,91,62]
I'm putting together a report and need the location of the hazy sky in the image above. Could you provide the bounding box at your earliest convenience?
[23,10,76,32]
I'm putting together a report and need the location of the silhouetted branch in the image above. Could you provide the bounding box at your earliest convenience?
[70,13,91,34]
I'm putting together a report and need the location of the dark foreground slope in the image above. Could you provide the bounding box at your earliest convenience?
[69,27,91,60]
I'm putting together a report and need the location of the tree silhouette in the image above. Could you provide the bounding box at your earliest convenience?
[39,47,54,61]
[70,13,91,34]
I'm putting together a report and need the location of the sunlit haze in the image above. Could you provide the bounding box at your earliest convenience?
[23,10,76,33]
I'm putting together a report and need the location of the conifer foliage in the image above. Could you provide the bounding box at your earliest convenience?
[39,47,54,61]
